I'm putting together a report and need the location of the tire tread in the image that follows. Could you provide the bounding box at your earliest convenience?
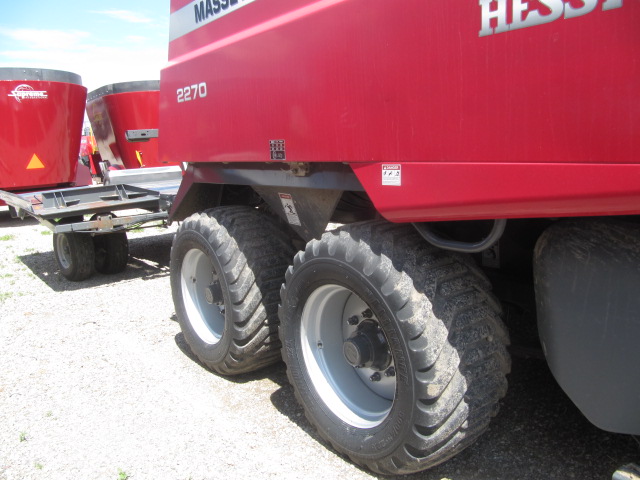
[279,220,510,474]
[172,206,296,375]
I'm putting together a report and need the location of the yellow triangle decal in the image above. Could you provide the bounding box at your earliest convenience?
[27,154,45,170]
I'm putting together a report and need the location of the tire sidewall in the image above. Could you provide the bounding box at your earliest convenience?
[53,232,74,278]
[281,257,417,460]
[170,226,233,364]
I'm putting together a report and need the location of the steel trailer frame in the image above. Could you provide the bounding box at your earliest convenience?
[0,166,181,235]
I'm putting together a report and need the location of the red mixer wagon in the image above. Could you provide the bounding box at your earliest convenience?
[0,68,89,204]
[86,80,169,175]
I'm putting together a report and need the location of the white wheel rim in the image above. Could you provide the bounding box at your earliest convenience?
[180,248,225,345]
[56,234,72,270]
[300,284,395,428]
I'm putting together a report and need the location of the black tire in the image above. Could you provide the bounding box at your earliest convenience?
[279,221,510,475]
[93,232,129,274]
[53,231,95,281]
[90,213,129,275]
[170,206,297,375]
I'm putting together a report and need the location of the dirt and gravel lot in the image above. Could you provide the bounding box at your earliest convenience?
[0,206,638,480]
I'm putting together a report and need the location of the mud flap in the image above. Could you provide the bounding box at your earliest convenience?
[252,186,342,241]
[534,219,640,434]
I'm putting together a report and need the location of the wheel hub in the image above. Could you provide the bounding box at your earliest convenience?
[204,280,223,305]
[300,283,395,428]
[343,320,391,371]
[181,249,225,345]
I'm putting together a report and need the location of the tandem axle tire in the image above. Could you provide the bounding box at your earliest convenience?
[93,233,128,274]
[279,221,510,475]
[91,213,129,275]
[52,215,95,281]
[53,231,95,282]
[170,206,296,375]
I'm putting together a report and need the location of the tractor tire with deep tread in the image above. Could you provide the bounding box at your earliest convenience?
[279,221,510,475]
[170,206,297,375]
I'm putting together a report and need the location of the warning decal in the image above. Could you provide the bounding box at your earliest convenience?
[279,193,301,226]
[26,154,45,170]
[270,140,286,161]
[382,164,401,186]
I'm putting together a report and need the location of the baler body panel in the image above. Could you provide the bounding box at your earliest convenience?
[161,0,638,221]
[0,68,86,194]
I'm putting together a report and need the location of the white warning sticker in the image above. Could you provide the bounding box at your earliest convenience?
[382,164,401,186]
[279,193,302,226]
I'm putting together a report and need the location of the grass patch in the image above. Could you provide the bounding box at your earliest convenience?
[0,234,15,241]
[34,462,43,470]
[41,230,52,236]
[19,432,27,442]
[117,468,130,480]
[0,292,13,302]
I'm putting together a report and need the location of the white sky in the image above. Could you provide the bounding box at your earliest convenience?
[0,1,170,93]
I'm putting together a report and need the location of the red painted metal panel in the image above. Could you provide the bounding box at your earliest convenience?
[162,0,639,220]
[171,0,193,13]
[0,69,87,194]
[352,162,640,222]
[87,82,169,170]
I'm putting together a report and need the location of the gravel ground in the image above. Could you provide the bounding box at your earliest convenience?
[0,206,638,480]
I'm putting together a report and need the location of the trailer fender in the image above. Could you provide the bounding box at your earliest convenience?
[169,162,365,235]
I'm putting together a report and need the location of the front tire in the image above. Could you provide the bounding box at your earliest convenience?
[279,221,510,475]
[170,206,296,375]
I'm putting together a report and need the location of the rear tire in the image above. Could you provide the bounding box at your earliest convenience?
[279,221,510,475]
[170,206,296,375]
[90,213,129,275]
[93,233,129,274]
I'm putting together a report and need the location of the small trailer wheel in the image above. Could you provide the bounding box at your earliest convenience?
[90,213,129,275]
[53,231,96,281]
[93,232,129,274]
